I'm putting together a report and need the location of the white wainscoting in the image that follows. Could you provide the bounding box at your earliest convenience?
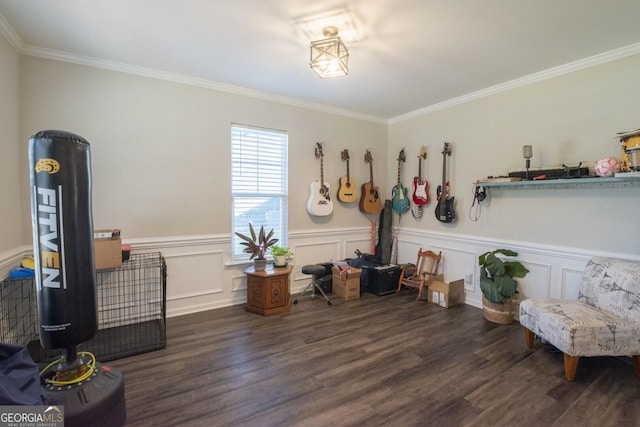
[394,228,639,309]
[3,228,637,317]
[125,227,373,317]
[0,246,29,280]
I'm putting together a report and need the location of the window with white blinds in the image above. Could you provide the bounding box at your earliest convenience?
[231,124,288,260]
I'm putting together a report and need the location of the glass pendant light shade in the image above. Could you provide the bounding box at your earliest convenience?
[310,26,349,78]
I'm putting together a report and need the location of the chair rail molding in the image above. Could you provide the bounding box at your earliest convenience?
[0,245,31,279]
[3,226,638,316]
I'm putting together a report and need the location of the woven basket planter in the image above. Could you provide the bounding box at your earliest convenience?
[482,293,520,324]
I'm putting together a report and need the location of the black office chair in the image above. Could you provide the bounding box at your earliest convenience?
[294,264,332,306]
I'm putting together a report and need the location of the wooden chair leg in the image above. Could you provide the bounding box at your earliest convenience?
[397,273,405,294]
[633,355,640,378]
[417,284,424,301]
[563,354,579,381]
[524,328,535,349]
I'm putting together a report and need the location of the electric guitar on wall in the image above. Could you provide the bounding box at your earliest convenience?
[307,142,334,216]
[337,149,357,203]
[359,150,383,214]
[391,148,410,213]
[412,146,429,205]
[435,142,455,223]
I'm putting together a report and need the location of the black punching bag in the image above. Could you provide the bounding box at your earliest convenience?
[29,130,98,350]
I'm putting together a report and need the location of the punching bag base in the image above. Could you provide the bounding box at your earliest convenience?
[43,362,126,427]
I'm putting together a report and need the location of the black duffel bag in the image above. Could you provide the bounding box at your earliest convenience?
[348,250,383,291]
[0,343,43,405]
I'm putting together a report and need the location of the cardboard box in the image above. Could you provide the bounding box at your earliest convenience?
[428,279,464,308]
[94,229,122,270]
[331,267,361,301]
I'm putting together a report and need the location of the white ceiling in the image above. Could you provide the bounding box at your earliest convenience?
[1,0,639,121]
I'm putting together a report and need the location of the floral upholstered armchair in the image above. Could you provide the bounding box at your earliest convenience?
[519,256,640,381]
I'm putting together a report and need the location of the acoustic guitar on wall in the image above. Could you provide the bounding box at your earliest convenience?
[435,142,455,223]
[307,142,334,216]
[359,150,383,214]
[391,148,410,213]
[337,149,357,203]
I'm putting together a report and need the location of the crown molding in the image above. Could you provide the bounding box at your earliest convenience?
[19,43,387,125]
[389,42,640,125]
[0,12,23,51]
[2,8,637,127]
[0,12,379,122]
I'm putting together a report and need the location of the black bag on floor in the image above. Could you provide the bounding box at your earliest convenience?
[0,343,44,405]
[375,200,393,265]
[348,250,382,292]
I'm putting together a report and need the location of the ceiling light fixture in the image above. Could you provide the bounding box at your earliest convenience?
[310,26,349,78]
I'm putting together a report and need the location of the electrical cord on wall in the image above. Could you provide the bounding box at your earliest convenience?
[411,203,423,219]
[469,184,486,221]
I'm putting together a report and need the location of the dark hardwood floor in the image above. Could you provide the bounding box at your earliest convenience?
[110,291,640,427]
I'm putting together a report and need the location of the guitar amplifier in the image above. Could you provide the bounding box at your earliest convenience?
[315,262,333,294]
[364,265,401,296]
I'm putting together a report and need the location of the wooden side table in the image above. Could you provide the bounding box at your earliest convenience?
[244,265,292,316]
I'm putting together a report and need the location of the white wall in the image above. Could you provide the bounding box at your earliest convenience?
[388,54,640,252]
[18,56,387,241]
[4,37,640,316]
[14,55,386,315]
[389,54,640,307]
[0,31,22,276]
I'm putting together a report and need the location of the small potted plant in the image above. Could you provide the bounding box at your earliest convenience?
[478,248,529,324]
[235,223,278,271]
[270,245,293,268]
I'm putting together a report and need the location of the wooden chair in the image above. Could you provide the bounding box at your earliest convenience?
[397,248,442,300]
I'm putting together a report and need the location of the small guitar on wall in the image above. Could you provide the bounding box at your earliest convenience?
[307,142,334,216]
[391,148,410,213]
[359,150,383,214]
[435,142,456,223]
[337,149,357,203]
[412,146,429,205]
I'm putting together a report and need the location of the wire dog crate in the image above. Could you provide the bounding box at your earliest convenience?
[0,252,166,362]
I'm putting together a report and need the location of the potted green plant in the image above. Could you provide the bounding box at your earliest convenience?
[270,245,293,268]
[235,223,278,271]
[478,248,529,324]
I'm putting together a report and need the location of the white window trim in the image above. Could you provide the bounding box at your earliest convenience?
[231,123,288,262]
